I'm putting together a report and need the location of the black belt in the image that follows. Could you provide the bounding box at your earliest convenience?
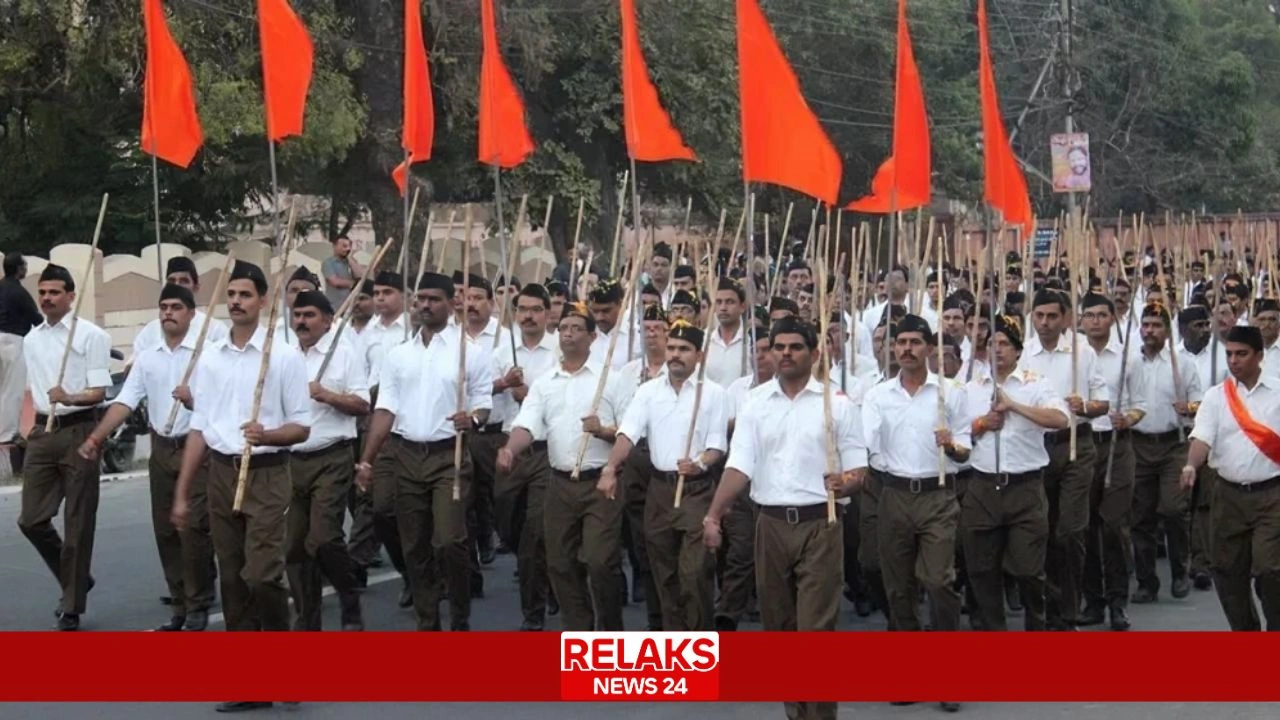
[1092,428,1129,443]
[552,467,602,482]
[209,450,289,469]
[882,473,955,493]
[1133,429,1183,444]
[149,431,187,450]
[1047,423,1092,444]
[291,438,354,461]
[475,423,505,435]
[653,470,712,484]
[393,435,457,453]
[33,410,97,430]
[1221,476,1280,493]
[759,503,841,524]
[975,470,1042,488]
[530,440,548,452]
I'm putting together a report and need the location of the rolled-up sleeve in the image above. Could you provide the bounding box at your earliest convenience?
[1189,387,1221,447]
[375,348,401,415]
[725,405,758,479]
[616,382,651,444]
[83,328,112,388]
[512,376,547,438]
[114,354,147,411]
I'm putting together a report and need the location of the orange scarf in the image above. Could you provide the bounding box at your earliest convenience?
[1223,377,1280,465]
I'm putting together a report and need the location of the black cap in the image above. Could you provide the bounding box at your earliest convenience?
[1226,325,1263,352]
[417,272,455,296]
[674,265,695,280]
[588,280,623,304]
[1080,292,1113,313]
[229,260,267,294]
[545,279,568,296]
[892,314,934,343]
[640,282,660,297]
[293,290,334,315]
[643,305,669,324]
[1180,305,1209,323]
[158,283,196,309]
[38,263,75,291]
[288,266,319,288]
[1255,298,1280,315]
[165,256,198,281]
[652,243,673,261]
[495,274,521,291]
[452,270,465,285]
[466,273,492,297]
[562,300,597,333]
[994,313,1024,350]
[1142,301,1171,324]
[374,271,403,289]
[768,316,818,349]
[671,289,699,309]
[359,280,376,296]
[769,296,799,315]
[942,294,965,312]
[668,319,705,349]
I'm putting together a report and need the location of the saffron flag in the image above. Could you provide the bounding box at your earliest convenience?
[140,0,203,168]
[478,0,535,168]
[736,0,841,204]
[620,0,695,162]
[258,0,314,142]
[977,0,1032,231]
[848,0,929,213]
[393,0,435,196]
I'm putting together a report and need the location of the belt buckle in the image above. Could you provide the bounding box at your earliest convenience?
[995,473,1010,489]
[785,507,800,525]
[909,477,922,494]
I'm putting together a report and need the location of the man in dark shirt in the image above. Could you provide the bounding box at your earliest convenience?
[0,252,42,443]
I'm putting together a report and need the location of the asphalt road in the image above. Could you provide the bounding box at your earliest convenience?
[0,473,1274,720]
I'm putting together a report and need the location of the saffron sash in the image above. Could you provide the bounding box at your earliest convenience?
[1223,378,1280,466]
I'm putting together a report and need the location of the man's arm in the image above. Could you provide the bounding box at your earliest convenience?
[359,409,395,466]
[265,350,311,446]
[311,343,371,416]
[170,430,209,529]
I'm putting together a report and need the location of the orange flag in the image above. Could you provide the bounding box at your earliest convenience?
[393,0,435,196]
[478,0,535,168]
[620,0,695,162]
[737,0,841,204]
[140,0,203,168]
[848,0,929,213]
[258,0,314,142]
[978,0,1032,231]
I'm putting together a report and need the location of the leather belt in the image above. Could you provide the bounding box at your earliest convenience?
[882,473,955,493]
[34,410,97,430]
[149,431,187,450]
[653,470,711,484]
[759,503,841,524]
[975,470,1042,488]
[552,467,602,482]
[393,435,457,453]
[475,423,505,435]
[530,440,548,452]
[1220,476,1280,493]
[291,438,354,461]
[1092,428,1129,443]
[1133,429,1183,444]
[1047,423,1092,444]
[209,450,288,469]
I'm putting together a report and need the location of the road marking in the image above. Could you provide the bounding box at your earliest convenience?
[205,570,403,627]
[0,470,147,496]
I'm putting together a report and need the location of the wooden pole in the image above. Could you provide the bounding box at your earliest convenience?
[162,251,236,434]
[816,256,838,524]
[936,221,947,486]
[534,195,555,285]
[46,193,110,431]
[567,197,586,300]
[454,204,475,502]
[232,201,298,513]
[673,227,724,509]
[496,194,529,363]
[609,170,630,277]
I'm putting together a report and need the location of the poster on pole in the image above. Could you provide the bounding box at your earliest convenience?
[1050,133,1091,193]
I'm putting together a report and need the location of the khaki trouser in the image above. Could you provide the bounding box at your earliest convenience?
[1190,465,1218,577]
[207,451,291,631]
[716,492,757,625]
[1084,431,1135,609]
[18,414,100,616]
[495,444,551,624]
[877,478,962,631]
[1131,433,1191,594]
[0,333,25,442]
[1043,428,1095,626]
[962,471,1049,631]
[347,425,378,567]
[756,508,842,720]
[621,441,661,628]
[644,472,716,631]
[857,471,892,627]
[286,441,360,630]
[370,443,407,577]
[544,468,624,631]
[149,434,215,614]
[468,430,505,561]
[1210,478,1280,631]
[389,435,473,631]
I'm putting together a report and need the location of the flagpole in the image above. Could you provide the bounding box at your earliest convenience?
[149,131,165,286]
[629,156,642,364]
[884,190,898,377]
[403,149,412,340]
[986,206,1001,473]
[492,164,519,367]
[743,182,758,382]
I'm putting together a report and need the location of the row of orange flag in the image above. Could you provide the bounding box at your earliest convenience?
[141,0,1032,233]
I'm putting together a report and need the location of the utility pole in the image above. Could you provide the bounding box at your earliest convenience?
[1059,0,1077,214]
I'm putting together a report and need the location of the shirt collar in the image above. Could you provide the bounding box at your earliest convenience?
[223,326,269,353]
[41,314,73,331]
[553,359,601,378]
[892,371,939,394]
[378,313,407,330]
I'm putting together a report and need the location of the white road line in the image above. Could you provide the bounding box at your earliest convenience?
[0,470,148,495]
[205,570,403,627]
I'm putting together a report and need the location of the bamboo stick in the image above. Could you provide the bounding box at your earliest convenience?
[609,171,630,277]
[534,195,555,284]
[496,195,529,353]
[816,256,838,524]
[454,204,475,501]
[567,197,586,300]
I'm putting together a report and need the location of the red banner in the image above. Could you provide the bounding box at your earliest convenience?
[2,632,1278,701]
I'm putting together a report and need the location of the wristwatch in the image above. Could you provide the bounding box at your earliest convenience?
[470,416,483,432]
[693,457,708,474]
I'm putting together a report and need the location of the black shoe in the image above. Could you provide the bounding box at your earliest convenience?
[479,544,496,566]
[470,574,484,599]
[353,565,368,590]
[713,615,738,632]
[451,621,471,631]
[843,583,857,603]
[398,582,413,608]
[631,576,645,605]
[1193,572,1213,591]
[1077,603,1105,626]
[1005,582,1022,612]
[890,702,917,706]
[496,541,513,555]
[186,609,209,632]
[1131,587,1157,604]
[155,615,186,631]
[1109,604,1131,631]
[341,597,365,632]
[939,702,961,713]
[854,595,874,617]
[1171,577,1191,599]
[55,613,80,631]
[547,592,559,616]
[214,702,273,713]
[159,595,175,606]
[520,619,544,631]
[368,555,385,569]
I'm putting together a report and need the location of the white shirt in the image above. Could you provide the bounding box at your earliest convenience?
[1190,375,1280,484]
[133,309,227,358]
[293,329,369,452]
[726,377,868,507]
[704,323,749,389]
[617,373,728,472]
[830,359,878,405]
[1090,336,1147,432]
[963,369,1069,474]
[1188,338,1229,390]
[116,328,198,437]
[1262,337,1280,381]
[376,324,495,443]
[1019,331,1111,423]
[24,315,113,416]
[189,327,311,455]
[726,375,765,421]
[861,372,971,478]
[494,330,559,433]
[862,298,939,336]
[513,360,630,472]
[362,312,411,386]
[589,328,632,370]
[1133,345,1203,434]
